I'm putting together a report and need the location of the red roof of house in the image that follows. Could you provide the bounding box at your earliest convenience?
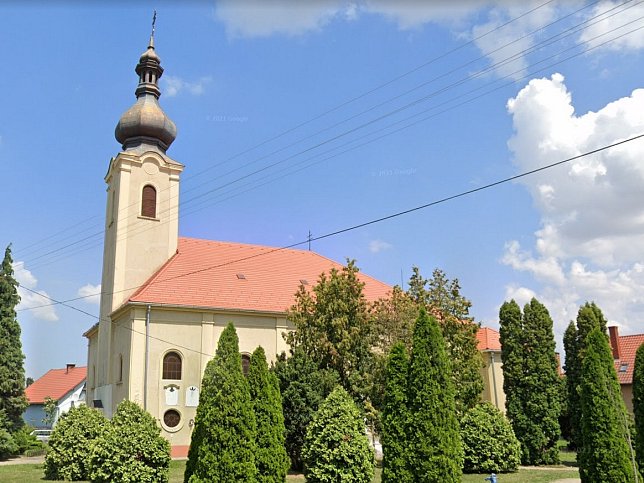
[25,366,87,404]
[610,328,644,385]
[128,237,392,313]
[476,326,501,351]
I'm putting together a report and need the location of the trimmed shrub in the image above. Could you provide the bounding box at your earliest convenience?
[381,342,412,483]
[13,424,44,455]
[184,323,257,482]
[461,403,521,473]
[89,400,170,483]
[0,427,17,460]
[44,405,107,480]
[302,386,374,483]
[249,346,289,483]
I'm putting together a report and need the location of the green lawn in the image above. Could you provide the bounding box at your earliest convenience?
[0,460,579,483]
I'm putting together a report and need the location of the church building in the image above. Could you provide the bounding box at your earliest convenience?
[83,33,392,456]
[84,32,507,457]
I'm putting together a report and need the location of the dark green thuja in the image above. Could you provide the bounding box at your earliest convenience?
[407,308,462,482]
[248,346,289,483]
[184,323,257,482]
[381,342,412,483]
[500,299,560,465]
[578,328,637,483]
[0,245,28,432]
[632,343,644,476]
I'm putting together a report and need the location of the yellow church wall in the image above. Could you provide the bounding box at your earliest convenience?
[93,304,296,448]
[479,351,506,413]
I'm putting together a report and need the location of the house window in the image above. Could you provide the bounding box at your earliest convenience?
[164,409,181,428]
[619,363,628,373]
[241,353,251,377]
[163,352,182,380]
[141,185,156,218]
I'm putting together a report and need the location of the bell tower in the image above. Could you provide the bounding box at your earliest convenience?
[94,25,184,403]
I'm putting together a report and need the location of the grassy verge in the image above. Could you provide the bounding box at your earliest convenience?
[0,461,579,483]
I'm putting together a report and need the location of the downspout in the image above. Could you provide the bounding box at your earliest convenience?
[144,304,151,411]
[489,351,500,409]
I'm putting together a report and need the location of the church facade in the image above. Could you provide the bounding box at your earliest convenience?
[83,34,392,456]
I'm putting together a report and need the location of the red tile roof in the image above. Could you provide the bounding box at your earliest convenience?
[612,331,644,385]
[25,366,87,404]
[129,237,392,313]
[476,326,501,351]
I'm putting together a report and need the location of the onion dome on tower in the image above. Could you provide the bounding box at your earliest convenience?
[115,30,177,153]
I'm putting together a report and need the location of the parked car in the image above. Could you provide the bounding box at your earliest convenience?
[30,429,53,443]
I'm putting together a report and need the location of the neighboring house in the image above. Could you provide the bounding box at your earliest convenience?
[24,364,87,428]
[476,327,506,413]
[608,325,644,413]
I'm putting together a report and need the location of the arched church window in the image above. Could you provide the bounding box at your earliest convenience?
[141,185,157,218]
[241,353,251,377]
[163,352,182,380]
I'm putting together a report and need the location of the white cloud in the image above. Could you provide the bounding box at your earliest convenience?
[13,261,59,322]
[214,0,352,38]
[163,76,212,98]
[502,73,644,335]
[578,1,644,52]
[369,239,393,253]
[469,1,557,80]
[77,283,101,305]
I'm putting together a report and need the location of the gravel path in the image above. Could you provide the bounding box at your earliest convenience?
[0,455,45,466]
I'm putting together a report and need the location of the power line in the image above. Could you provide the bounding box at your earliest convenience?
[11,0,576,262]
[22,3,643,270]
[18,132,644,319]
[24,8,644,271]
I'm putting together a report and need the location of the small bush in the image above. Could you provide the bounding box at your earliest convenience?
[89,400,170,483]
[44,405,107,481]
[13,425,43,455]
[302,386,374,483]
[0,427,17,460]
[461,403,521,473]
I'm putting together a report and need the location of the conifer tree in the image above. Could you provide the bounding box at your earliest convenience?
[407,308,462,482]
[184,323,257,482]
[633,343,644,474]
[500,299,560,465]
[248,346,289,483]
[566,302,609,453]
[579,328,637,483]
[0,245,27,432]
[381,342,412,483]
[499,300,524,446]
[563,320,580,449]
[302,386,374,483]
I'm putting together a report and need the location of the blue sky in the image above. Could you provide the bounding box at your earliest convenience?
[2,1,644,378]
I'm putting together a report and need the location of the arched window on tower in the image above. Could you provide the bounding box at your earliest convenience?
[141,185,157,218]
[163,352,182,380]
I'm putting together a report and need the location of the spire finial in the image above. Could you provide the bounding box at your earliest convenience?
[149,10,157,48]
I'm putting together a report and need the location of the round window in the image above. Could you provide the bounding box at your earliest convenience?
[164,409,181,428]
